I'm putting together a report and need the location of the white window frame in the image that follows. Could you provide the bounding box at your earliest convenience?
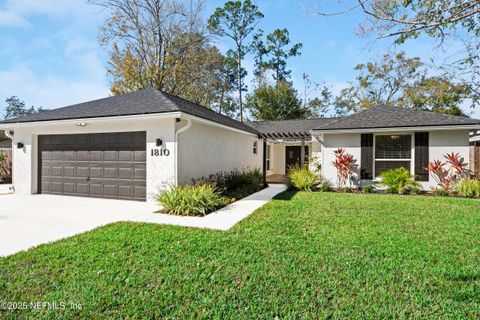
[373,133,414,179]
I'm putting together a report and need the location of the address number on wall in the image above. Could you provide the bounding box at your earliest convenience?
[151,149,171,157]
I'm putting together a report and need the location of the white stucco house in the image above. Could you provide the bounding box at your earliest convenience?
[1,88,479,202]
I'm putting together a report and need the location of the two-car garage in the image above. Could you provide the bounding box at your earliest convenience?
[38,131,147,201]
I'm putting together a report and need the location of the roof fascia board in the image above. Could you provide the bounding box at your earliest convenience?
[311,124,480,134]
[0,112,183,129]
[182,113,258,137]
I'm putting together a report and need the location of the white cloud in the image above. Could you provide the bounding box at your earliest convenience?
[0,64,110,112]
[0,10,29,27]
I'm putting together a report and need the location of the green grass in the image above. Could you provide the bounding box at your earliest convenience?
[1,192,480,319]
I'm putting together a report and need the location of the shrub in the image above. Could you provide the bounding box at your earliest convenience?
[287,166,319,191]
[319,180,332,192]
[434,189,450,197]
[409,186,422,195]
[452,178,480,197]
[379,167,419,195]
[156,184,231,216]
[343,187,353,193]
[362,185,374,193]
[332,148,357,188]
[193,169,263,200]
[427,152,467,191]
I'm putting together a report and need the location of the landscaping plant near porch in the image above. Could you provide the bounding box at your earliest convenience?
[332,147,357,189]
[287,166,319,191]
[156,184,231,216]
[378,167,419,194]
[452,178,480,197]
[427,152,467,191]
[192,169,263,200]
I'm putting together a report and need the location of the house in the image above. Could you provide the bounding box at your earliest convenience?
[1,88,479,202]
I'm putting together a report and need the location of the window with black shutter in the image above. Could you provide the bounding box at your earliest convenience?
[360,134,373,179]
[414,132,429,181]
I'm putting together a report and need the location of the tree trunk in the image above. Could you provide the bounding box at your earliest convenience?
[237,49,243,122]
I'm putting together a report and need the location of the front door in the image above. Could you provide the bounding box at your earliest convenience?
[285,146,309,173]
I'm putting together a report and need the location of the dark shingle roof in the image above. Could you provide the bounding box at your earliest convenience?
[314,105,480,131]
[0,88,259,135]
[248,118,337,139]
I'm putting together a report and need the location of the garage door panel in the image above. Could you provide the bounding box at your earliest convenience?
[90,151,103,161]
[89,167,103,178]
[77,151,90,161]
[64,166,75,177]
[39,132,146,201]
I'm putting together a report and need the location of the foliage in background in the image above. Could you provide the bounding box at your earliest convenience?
[89,0,237,115]
[452,178,480,197]
[246,81,309,120]
[208,0,264,122]
[334,52,470,116]
[427,152,468,191]
[316,0,480,112]
[253,28,302,83]
[156,184,230,216]
[378,167,419,194]
[332,147,358,188]
[287,166,319,191]
[193,168,263,200]
[4,96,45,120]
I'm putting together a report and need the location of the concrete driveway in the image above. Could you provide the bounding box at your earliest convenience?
[0,185,286,257]
[0,194,158,257]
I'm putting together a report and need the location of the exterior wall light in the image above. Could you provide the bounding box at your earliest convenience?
[17,142,24,149]
[76,122,87,127]
[156,139,163,147]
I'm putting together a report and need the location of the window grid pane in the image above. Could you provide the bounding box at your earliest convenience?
[375,135,411,159]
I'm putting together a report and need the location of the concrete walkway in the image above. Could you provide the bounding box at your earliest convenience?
[0,184,286,256]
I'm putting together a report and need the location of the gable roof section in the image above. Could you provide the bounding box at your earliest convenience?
[248,118,337,139]
[313,104,480,131]
[0,88,259,135]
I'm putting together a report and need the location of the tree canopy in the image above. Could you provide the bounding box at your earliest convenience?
[208,0,264,122]
[334,52,471,116]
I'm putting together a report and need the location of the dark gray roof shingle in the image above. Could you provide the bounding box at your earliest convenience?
[248,118,337,139]
[0,88,259,135]
[314,104,480,131]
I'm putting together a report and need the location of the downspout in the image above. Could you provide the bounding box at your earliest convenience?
[174,118,192,186]
[263,138,267,188]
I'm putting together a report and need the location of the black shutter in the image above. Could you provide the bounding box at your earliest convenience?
[360,133,374,179]
[415,132,429,181]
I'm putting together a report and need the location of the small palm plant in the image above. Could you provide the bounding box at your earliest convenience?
[379,167,419,195]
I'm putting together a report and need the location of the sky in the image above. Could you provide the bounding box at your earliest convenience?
[1,0,479,118]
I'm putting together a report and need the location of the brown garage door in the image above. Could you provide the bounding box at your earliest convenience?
[39,132,146,201]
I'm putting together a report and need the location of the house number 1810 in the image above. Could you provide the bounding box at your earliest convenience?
[151,149,170,157]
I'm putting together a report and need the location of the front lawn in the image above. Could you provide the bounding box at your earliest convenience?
[1,193,479,318]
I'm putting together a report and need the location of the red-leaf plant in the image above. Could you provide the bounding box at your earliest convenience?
[426,152,467,191]
[332,147,357,188]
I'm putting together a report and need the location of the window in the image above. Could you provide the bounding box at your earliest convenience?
[253,141,258,154]
[374,134,412,177]
[266,145,271,171]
